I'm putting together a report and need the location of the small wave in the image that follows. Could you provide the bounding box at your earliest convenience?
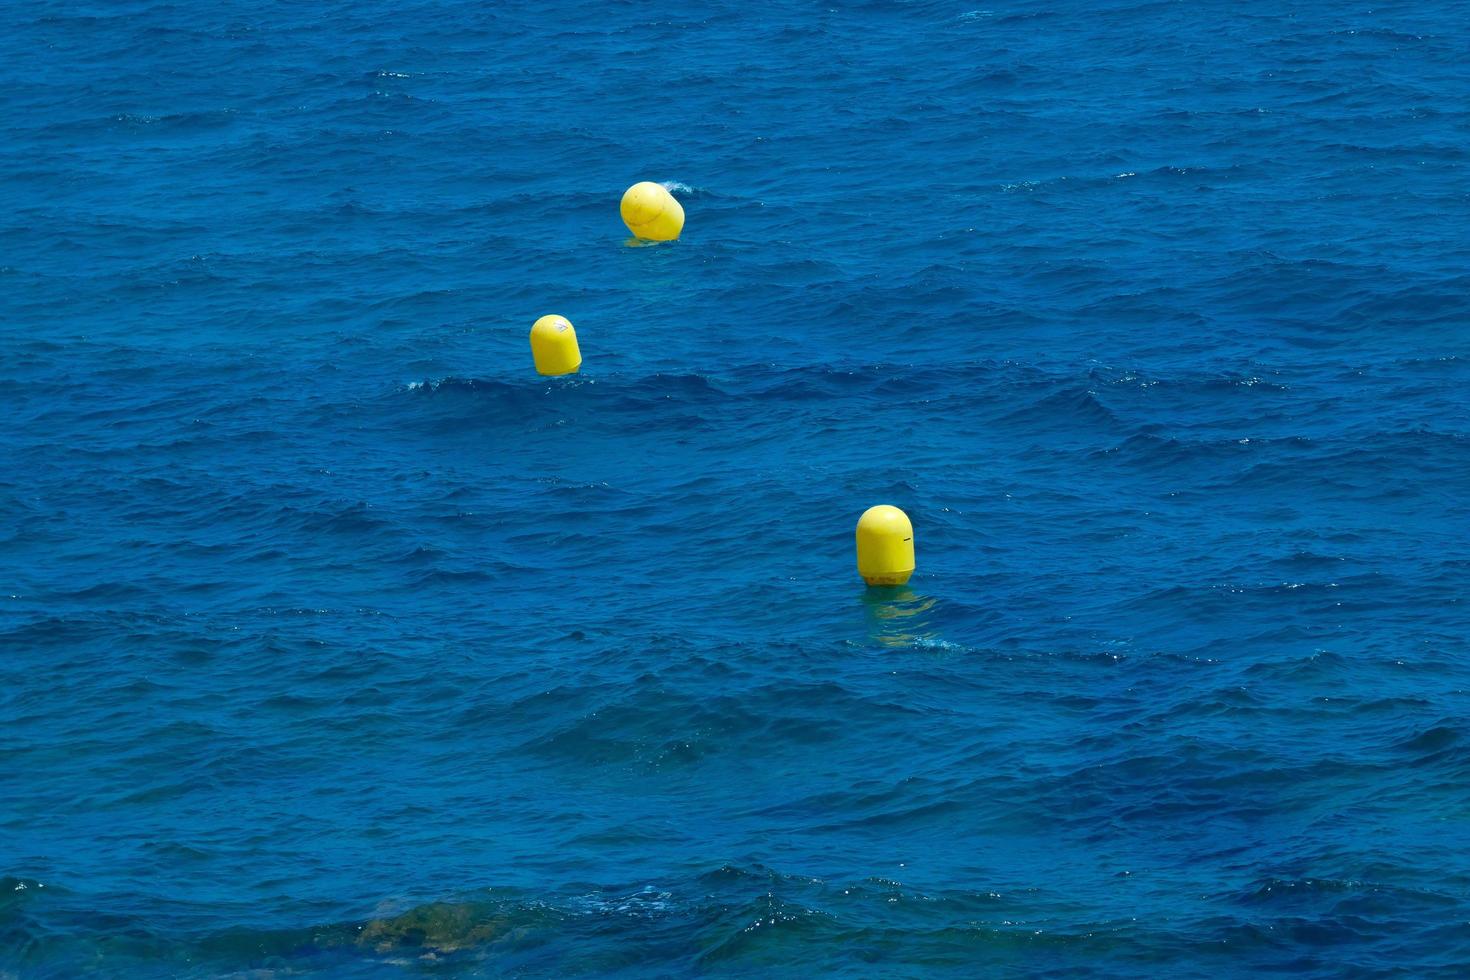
[1000,385,1123,431]
[1236,875,1461,917]
[1,877,48,896]
[1392,723,1462,763]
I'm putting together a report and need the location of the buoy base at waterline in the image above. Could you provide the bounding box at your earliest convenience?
[862,570,914,587]
[529,315,582,376]
[856,504,915,587]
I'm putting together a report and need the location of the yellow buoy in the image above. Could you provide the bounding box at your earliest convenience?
[620,181,685,241]
[529,315,581,376]
[856,505,915,586]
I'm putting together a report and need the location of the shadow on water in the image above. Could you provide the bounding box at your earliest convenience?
[858,585,942,649]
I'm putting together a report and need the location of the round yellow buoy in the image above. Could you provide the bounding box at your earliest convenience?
[529,315,581,376]
[620,181,684,241]
[856,505,915,586]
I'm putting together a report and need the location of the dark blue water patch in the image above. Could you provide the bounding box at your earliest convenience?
[4,0,1470,975]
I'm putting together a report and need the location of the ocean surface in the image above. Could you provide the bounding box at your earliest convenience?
[2,0,1468,976]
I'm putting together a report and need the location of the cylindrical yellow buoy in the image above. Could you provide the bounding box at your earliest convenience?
[529,315,581,376]
[856,505,915,586]
[620,181,685,241]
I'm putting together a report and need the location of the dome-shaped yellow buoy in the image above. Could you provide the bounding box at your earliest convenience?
[529,315,581,376]
[856,505,915,586]
[620,181,684,241]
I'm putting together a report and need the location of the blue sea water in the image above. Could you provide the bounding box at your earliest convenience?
[2,0,1468,975]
